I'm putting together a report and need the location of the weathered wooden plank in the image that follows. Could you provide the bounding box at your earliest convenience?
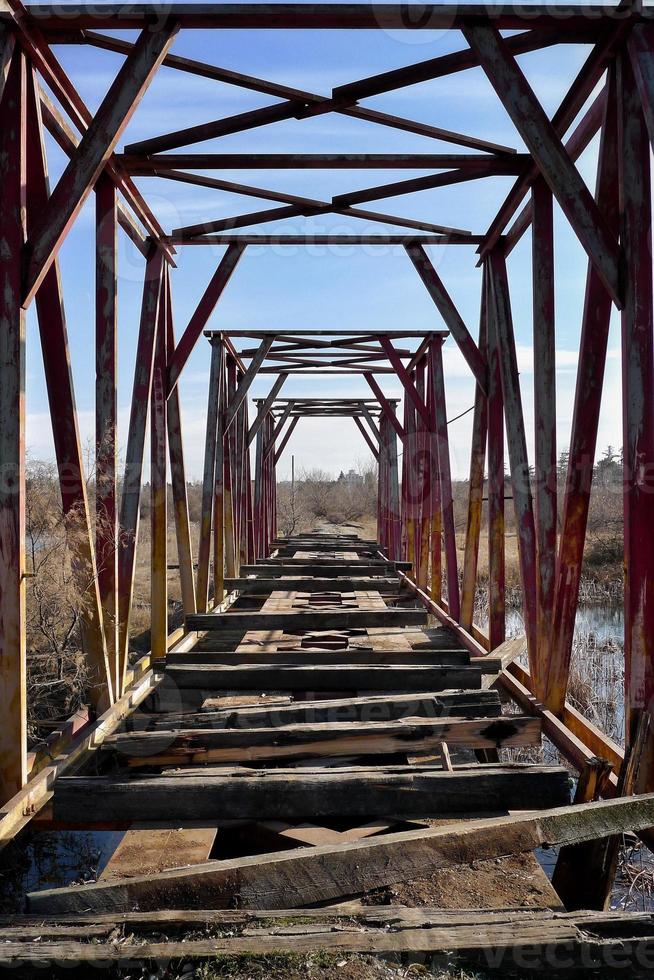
[51,765,570,826]
[186,608,427,632]
[161,662,481,692]
[106,715,542,766]
[31,794,654,914]
[129,690,503,728]
[167,649,470,666]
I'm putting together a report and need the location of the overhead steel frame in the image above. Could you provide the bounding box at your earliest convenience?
[0,1,651,830]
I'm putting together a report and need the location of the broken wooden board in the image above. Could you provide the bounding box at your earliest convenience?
[99,822,218,881]
[186,608,427,632]
[6,906,654,970]
[51,764,571,824]
[239,563,408,577]
[166,650,471,666]
[129,690,503,727]
[29,794,654,914]
[105,715,542,766]
[160,662,481,694]
[225,577,402,594]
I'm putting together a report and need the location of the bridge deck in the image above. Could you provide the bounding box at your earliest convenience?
[3,534,653,970]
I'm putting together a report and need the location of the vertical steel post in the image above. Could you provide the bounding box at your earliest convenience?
[430,337,460,621]
[26,66,112,707]
[532,178,557,682]
[117,250,163,687]
[489,249,538,681]
[166,278,197,618]
[95,173,119,696]
[197,337,222,613]
[461,272,488,631]
[213,351,225,604]
[547,73,620,713]
[0,46,26,803]
[486,258,506,650]
[150,270,168,660]
[618,49,654,788]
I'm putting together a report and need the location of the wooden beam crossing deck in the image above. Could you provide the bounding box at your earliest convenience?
[4,533,651,970]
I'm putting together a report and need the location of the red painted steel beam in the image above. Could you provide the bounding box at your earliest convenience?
[95,174,119,698]
[485,261,505,651]
[173,197,471,240]
[126,152,529,172]
[332,164,521,209]
[489,250,538,684]
[223,336,276,434]
[333,27,595,103]
[167,235,482,246]
[379,337,431,430]
[37,88,151,259]
[26,66,112,709]
[0,46,27,805]
[429,338,459,620]
[150,273,168,662]
[618,49,654,789]
[479,24,627,260]
[264,401,296,462]
[247,378,286,448]
[274,416,299,466]
[85,27,518,157]
[2,0,173,261]
[12,5,635,32]
[354,416,380,462]
[363,373,405,440]
[546,74,619,716]
[197,339,223,614]
[628,24,654,153]
[23,20,178,306]
[504,87,606,258]
[167,244,245,396]
[406,243,487,393]
[165,282,197,619]
[464,22,621,309]
[117,252,163,687]
[531,180,557,686]
[460,272,488,632]
[126,94,515,158]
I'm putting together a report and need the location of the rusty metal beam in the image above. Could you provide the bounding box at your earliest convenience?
[489,250,537,681]
[95,174,119,698]
[223,336,275,434]
[117,252,163,690]
[531,180,556,693]
[165,284,197,619]
[547,77,619,717]
[197,339,223,614]
[126,152,529,172]
[354,416,380,462]
[150,272,168,663]
[479,24,627,261]
[167,244,245,396]
[10,5,637,31]
[0,46,26,805]
[274,416,299,466]
[618,49,654,790]
[248,378,286,448]
[464,22,621,309]
[26,65,112,709]
[406,243,487,393]
[23,20,178,306]
[2,0,173,261]
[460,272,488,632]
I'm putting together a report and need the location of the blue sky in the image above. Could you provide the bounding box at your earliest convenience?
[26,1,623,480]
